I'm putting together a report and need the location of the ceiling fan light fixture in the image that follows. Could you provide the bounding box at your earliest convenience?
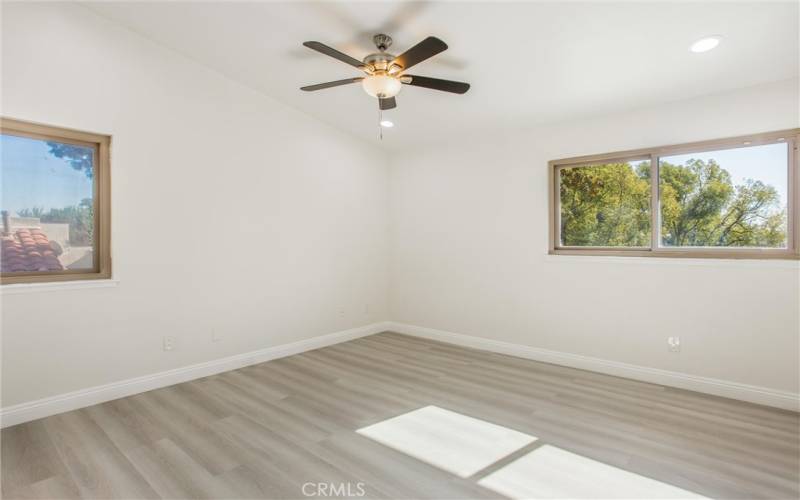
[362,74,402,98]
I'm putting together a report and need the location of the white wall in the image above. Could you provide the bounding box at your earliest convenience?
[2,2,797,413]
[390,79,800,394]
[1,2,389,407]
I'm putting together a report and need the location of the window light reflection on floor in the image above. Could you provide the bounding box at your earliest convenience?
[358,406,706,499]
[477,444,707,499]
[356,405,536,478]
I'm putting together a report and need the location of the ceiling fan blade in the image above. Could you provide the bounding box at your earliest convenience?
[300,77,363,91]
[392,36,448,70]
[303,41,364,68]
[379,97,397,110]
[403,75,470,94]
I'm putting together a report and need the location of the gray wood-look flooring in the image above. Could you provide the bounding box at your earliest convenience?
[2,332,798,499]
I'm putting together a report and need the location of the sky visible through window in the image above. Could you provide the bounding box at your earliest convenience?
[1,134,93,213]
[661,142,788,207]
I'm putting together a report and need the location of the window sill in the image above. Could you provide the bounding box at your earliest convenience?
[1,279,119,295]
[544,254,800,268]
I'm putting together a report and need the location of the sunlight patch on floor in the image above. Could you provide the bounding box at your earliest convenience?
[356,405,536,477]
[477,444,707,499]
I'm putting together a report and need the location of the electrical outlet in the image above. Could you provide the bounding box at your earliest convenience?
[667,336,681,353]
[211,329,222,343]
[163,336,175,351]
[339,308,345,318]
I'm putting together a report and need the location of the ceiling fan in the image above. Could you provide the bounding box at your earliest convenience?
[300,34,470,112]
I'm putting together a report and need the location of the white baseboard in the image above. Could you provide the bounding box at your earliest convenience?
[386,322,800,412]
[0,321,392,428]
[4,320,795,427]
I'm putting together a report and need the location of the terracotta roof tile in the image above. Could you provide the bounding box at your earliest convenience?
[1,229,64,273]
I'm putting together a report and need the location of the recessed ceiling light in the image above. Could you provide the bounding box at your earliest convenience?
[380,120,394,128]
[690,36,721,53]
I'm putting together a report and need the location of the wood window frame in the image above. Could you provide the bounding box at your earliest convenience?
[1,118,112,284]
[548,129,800,260]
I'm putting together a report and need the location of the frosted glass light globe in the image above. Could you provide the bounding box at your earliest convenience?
[362,75,402,98]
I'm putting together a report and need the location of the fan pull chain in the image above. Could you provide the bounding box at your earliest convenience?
[378,107,383,140]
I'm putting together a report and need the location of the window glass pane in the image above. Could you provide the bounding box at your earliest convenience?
[659,142,788,248]
[559,160,651,247]
[1,133,95,273]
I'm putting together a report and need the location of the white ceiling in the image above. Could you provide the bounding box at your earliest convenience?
[84,1,798,150]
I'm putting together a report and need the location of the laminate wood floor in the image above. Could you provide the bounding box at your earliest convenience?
[2,332,798,499]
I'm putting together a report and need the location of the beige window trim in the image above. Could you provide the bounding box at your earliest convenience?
[549,129,800,260]
[1,118,112,284]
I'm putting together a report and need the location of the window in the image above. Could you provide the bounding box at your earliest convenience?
[549,130,799,259]
[1,118,110,283]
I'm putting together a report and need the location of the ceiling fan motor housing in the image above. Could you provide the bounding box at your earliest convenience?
[363,52,396,71]
[364,34,399,72]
